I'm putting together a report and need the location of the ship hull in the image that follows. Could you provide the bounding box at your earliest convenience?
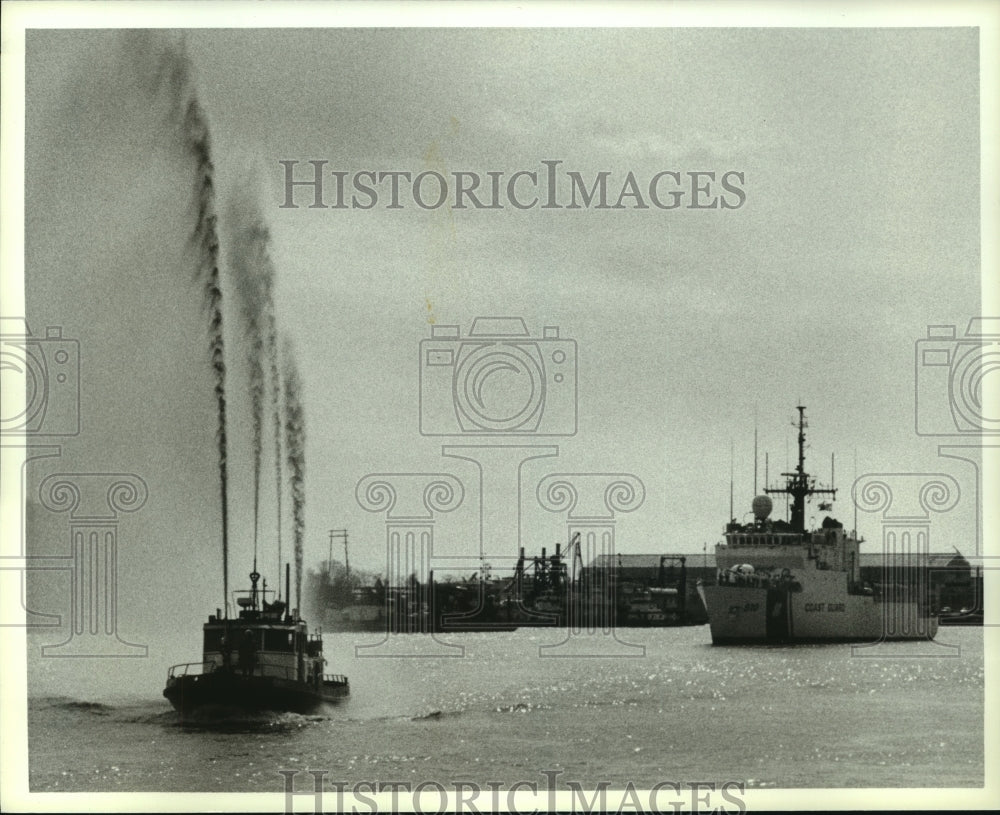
[163,671,349,716]
[698,583,938,645]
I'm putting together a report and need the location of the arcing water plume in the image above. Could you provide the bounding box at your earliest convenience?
[283,341,306,614]
[270,309,283,595]
[227,184,276,572]
[150,36,230,612]
[226,180,285,593]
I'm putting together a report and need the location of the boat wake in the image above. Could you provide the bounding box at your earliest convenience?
[30,696,115,716]
[166,706,330,732]
[493,701,549,714]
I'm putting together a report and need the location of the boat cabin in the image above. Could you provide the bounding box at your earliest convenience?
[201,570,325,687]
[717,507,862,589]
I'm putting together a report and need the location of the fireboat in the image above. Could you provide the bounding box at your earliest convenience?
[163,564,349,716]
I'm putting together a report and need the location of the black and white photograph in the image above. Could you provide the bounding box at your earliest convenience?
[1,2,997,811]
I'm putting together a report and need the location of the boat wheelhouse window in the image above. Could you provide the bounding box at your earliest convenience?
[203,629,224,651]
[264,629,295,652]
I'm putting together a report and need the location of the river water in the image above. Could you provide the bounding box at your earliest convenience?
[26,625,984,803]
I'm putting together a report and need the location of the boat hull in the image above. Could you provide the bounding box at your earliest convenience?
[163,670,349,716]
[938,610,983,626]
[697,583,938,644]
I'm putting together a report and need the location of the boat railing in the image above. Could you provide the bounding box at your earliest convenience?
[324,673,349,685]
[716,568,799,589]
[166,661,214,679]
[167,659,323,682]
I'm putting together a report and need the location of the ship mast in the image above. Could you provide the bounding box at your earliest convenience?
[764,406,836,533]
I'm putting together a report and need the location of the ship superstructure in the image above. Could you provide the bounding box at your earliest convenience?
[697,407,938,644]
[164,566,349,716]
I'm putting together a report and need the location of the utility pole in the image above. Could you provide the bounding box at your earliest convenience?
[329,529,349,578]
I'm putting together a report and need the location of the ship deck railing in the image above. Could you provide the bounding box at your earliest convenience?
[167,659,333,682]
[166,661,215,679]
[323,674,349,685]
[714,570,804,592]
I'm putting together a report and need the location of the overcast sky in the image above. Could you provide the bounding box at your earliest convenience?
[13,22,994,688]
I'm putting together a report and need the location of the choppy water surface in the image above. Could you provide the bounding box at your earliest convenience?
[28,626,983,792]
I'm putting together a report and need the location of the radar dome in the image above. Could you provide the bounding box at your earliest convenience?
[752,494,773,520]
